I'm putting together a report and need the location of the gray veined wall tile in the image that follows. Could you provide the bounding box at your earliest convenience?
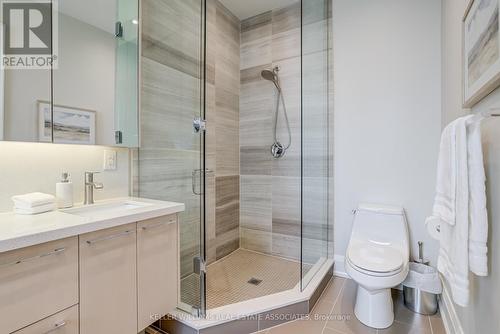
[272,218,301,237]
[271,175,301,259]
[138,148,202,276]
[216,228,239,260]
[215,175,240,249]
[240,228,272,254]
[303,177,329,264]
[215,33,240,96]
[240,175,272,231]
[240,64,271,84]
[271,0,301,35]
[241,11,272,33]
[142,38,201,79]
[272,28,301,62]
[203,0,242,261]
[302,237,327,265]
[271,176,301,224]
[241,11,272,44]
[216,1,240,43]
[271,2,301,63]
[205,83,217,174]
[240,146,272,175]
[142,0,202,66]
[141,57,200,151]
[216,175,240,207]
[206,173,217,265]
[303,50,329,178]
[241,37,272,70]
[272,232,300,261]
[205,0,217,85]
[240,12,272,70]
[240,79,274,147]
[215,89,239,176]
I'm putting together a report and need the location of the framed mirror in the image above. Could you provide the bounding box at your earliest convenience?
[0,0,139,147]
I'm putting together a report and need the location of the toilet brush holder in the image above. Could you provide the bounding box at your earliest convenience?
[403,286,438,315]
[402,262,442,315]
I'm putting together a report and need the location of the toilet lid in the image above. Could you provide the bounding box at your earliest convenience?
[347,240,404,273]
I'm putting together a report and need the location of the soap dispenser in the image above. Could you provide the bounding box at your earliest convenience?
[56,172,73,209]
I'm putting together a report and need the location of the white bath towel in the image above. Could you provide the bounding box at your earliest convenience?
[467,116,489,277]
[12,192,55,209]
[428,119,458,226]
[14,202,56,215]
[434,116,472,307]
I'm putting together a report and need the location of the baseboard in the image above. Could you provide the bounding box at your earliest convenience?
[333,254,349,278]
[439,283,464,334]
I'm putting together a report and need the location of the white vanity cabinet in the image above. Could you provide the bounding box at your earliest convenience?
[79,223,138,334]
[12,305,79,334]
[0,237,79,334]
[0,200,182,334]
[137,214,179,331]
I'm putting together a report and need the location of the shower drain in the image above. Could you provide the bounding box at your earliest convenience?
[247,278,263,286]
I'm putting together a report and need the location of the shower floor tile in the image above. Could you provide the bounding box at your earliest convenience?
[181,248,312,309]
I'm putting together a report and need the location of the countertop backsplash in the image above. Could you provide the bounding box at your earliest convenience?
[0,142,130,213]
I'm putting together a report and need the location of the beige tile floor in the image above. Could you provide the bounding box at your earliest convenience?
[254,277,446,334]
[181,249,312,309]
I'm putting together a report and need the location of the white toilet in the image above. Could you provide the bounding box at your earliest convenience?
[345,204,410,329]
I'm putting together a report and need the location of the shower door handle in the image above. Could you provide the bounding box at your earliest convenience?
[191,169,213,195]
[193,117,206,133]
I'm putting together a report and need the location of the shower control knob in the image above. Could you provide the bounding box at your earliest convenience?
[271,142,286,159]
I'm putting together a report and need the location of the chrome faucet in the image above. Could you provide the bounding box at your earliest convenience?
[84,172,104,205]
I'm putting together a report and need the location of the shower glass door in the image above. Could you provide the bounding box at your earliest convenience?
[138,0,206,316]
[301,0,332,290]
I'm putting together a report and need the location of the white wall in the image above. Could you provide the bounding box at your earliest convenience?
[4,14,116,145]
[333,0,442,266]
[442,0,500,333]
[54,14,116,145]
[0,142,130,212]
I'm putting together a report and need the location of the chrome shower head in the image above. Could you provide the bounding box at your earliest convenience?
[261,68,281,90]
[261,69,277,82]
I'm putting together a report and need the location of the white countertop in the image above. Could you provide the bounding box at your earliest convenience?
[0,197,185,253]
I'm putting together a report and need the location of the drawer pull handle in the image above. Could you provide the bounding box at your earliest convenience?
[42,321,66,334]
[0,247,66,268]
[86,230,133,245]
[142,220,174,231]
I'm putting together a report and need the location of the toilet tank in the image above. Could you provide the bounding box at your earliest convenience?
[350,203,409,257]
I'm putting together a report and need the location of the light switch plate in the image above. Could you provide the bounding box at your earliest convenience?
[103,150,117,170]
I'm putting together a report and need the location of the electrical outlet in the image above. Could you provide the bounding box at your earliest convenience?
[103,150,117,171]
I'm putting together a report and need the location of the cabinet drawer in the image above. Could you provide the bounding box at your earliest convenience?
[0,237,79,333]
[137,215,178,331]
[80,223,137,334]
[12,305,78,334]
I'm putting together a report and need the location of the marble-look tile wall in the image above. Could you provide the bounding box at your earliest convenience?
[205,0,241,265]
[239,0,331,263]
[302,0,332,269]
[137,0,240,278]
[137,0,330,280]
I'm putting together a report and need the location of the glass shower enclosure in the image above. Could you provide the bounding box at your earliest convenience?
[135,0,332,318]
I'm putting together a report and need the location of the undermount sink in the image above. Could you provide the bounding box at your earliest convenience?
[62,200,153,218]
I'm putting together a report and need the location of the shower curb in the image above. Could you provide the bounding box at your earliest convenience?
[159,264,333,334]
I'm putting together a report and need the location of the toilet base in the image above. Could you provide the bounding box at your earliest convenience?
[354,285,394,329]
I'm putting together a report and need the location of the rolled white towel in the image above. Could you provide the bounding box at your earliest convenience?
[12,192,56,209]
[14,203,56,215]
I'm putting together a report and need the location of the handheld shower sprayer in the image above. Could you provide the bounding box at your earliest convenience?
[261,66,291,159]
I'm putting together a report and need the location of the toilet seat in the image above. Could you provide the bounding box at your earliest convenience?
[347,240,404,276]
